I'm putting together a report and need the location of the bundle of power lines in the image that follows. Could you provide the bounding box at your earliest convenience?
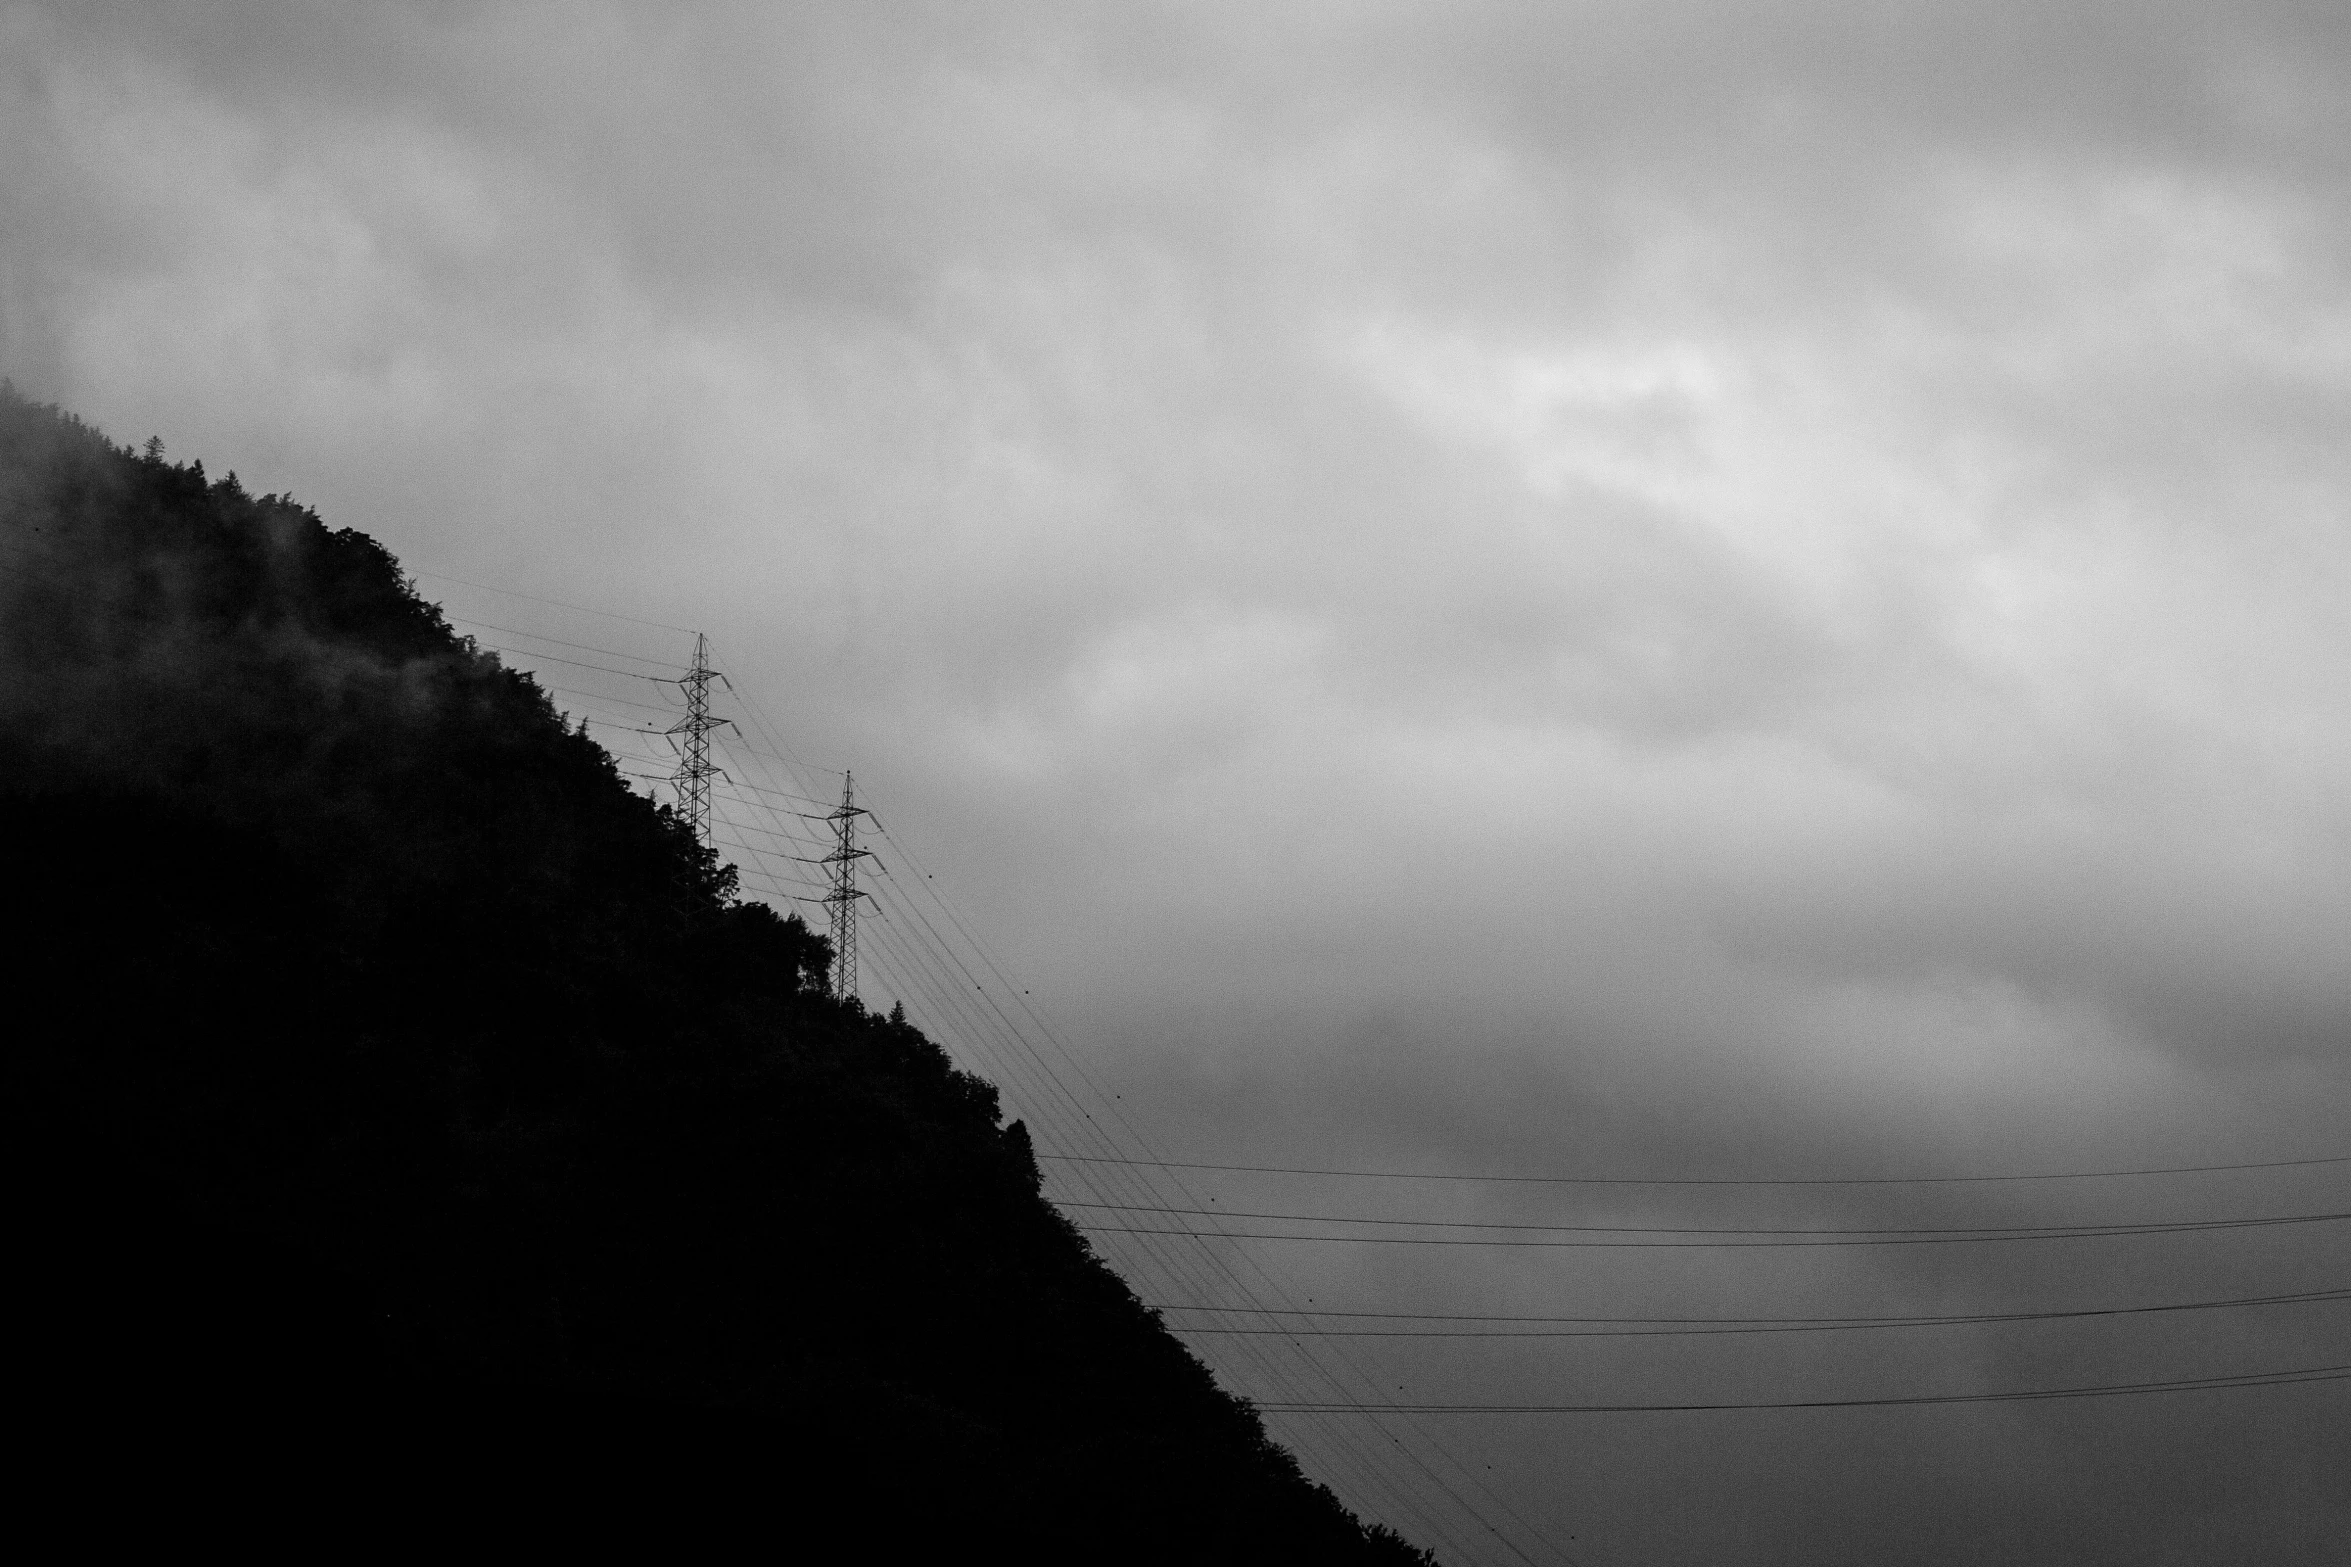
[419,570,2349,1567]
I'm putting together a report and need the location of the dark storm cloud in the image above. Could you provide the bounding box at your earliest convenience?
[4,3,2346,1560]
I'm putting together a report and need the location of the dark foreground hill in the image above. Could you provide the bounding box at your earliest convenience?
[1,386,1435,1563]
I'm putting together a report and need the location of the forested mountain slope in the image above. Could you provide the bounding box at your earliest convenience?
[1,386,1434,1563]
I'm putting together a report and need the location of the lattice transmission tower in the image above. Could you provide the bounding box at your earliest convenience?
[820,770,871,1000]
[663,632,732,848]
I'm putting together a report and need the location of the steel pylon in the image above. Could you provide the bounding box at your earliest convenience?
[821,770,871,1000]
[663,632,732,848]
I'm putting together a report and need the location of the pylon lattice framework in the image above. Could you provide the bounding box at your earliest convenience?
[664,632,732,848]
[822,770,870,1000]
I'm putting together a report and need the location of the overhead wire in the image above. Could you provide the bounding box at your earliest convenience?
[717,818,831,850]
[720,777,836,808]
[1041,1151,2351,1187]
[1064,1202,2351,1240]
[1078,1212,2351,1248]
[409,568,698,634]
[474,647,675,681]
[1160,1285,2351,1337]
[1159,1285,2351,1325]
[1260,1362,2351,1415]
[445,617,684,670]
[537,686,680,719]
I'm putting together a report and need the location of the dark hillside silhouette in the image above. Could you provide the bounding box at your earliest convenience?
[1,386,1437,1563]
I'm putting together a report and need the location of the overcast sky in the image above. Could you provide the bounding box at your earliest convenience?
[5,4,2347,1562]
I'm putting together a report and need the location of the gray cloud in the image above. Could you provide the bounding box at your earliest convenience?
[5,2,2347,1560]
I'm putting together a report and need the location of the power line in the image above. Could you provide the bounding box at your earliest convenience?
[1080,1209,2351,1247]
[446,617,683,669]
[1162,1285,2351,1324]
[717,817,829,850]
[1160,1285,2351,1337]
[1040,1151,2351,1187]
[1259,1363,2351,1415]
[710,849,828,892]
[718,778,835,808]
[410,568,697,633]
[1066,1202,2351,1238]
[553,692,680,719]
[476,645,674,681]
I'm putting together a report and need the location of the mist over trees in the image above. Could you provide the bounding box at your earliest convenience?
[2,385,1435,1563]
